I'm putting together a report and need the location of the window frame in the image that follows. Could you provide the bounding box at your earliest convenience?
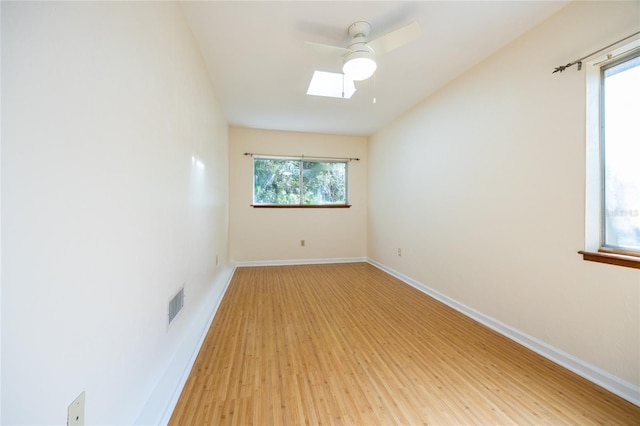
[581,41,640,269]
[251,156,351,208]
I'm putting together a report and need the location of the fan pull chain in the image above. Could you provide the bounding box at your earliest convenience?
[373,73,377,104]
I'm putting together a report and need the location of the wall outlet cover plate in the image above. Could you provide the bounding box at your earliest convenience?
[68,391,85,426]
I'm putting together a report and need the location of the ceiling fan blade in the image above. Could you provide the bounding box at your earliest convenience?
[304,41,351,57]
[368,21,420,55]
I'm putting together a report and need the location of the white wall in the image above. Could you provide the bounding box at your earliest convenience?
[229,127,367,263]
[369,0,640,392]
[1,2,230,424]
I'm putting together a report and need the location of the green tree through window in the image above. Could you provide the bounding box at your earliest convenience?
[254,158,347,205]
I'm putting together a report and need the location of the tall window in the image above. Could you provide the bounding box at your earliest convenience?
[600,52,640,254]
[584,44,640,267]
[253,157,348,206]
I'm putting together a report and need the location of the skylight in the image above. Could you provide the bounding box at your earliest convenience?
[306,71,356,99]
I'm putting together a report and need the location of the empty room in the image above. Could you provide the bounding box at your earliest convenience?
[2,1,639,425]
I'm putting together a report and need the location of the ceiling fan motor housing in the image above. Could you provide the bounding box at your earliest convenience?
[343,21,377,81]
[347,21,374,53]
[348,21,371,39]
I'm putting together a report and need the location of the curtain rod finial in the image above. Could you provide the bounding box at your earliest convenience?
[553,63,571,73]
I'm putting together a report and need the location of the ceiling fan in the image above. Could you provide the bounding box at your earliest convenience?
[306,20,420,99]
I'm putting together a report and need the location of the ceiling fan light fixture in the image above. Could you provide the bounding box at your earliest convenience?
[343,51,377,81]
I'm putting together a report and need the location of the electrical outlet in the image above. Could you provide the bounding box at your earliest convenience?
[397,248,402,256]
[68,392,85,426]
[300,240,305,247]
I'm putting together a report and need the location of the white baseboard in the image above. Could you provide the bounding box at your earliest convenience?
[135,264,236,426]
[367,258,640,407]
[235,257,367,267]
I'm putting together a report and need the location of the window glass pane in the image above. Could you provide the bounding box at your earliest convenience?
[602,54,640,251]
[253,159,300,204]
[302,161,347,205]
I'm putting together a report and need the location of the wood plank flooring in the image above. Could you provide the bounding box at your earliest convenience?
[169,262,640,425]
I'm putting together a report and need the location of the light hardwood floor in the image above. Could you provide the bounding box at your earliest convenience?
[169,263,640,425]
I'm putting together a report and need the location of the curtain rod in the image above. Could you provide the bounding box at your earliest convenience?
[244,152,360,161]
[552,30,640,73]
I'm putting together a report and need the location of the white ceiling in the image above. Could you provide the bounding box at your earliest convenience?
[181,1,568,136]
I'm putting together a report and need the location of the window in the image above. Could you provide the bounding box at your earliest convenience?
[253,157,349,207]
[582,43,640,268]
[601,53,640,254]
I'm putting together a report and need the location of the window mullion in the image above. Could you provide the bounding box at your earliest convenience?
[299,160,304,205]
